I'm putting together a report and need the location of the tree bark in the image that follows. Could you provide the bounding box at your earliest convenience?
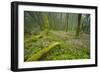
[66,14,69,32]
[76,14,82,37]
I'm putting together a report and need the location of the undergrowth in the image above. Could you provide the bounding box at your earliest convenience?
[24,30,90,61]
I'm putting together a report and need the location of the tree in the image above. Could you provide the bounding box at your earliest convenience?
[76,14,82,37]
[42,13,49,35]
[81,14,90,34]
[66,13,69,32]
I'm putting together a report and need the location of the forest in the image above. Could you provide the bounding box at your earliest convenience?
[24,11,90,62]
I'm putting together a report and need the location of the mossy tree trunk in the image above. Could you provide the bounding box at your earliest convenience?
[76,14,82,37]
[43,13,49,35]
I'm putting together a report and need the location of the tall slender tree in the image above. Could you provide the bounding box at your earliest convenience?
[66,13,69,32]
[42,13,49,35]
[76,14,82,37]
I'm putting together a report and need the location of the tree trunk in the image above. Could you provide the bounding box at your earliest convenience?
[76,14,82,37]
[43,13,49,35]
[66,14,69,32]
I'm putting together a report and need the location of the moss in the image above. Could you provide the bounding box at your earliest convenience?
[24,31,90,61]
[26,42,60,61]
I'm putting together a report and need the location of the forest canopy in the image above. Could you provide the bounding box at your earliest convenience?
[24,11,90,61]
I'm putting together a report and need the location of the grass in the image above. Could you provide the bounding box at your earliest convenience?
[24,30,90,61]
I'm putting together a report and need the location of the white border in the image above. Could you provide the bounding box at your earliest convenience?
[18,5,95,68]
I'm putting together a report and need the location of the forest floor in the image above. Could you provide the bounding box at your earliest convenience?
[24,30,90,62]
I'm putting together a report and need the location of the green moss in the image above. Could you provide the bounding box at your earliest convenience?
[26,42,60,61]
[24,31,90,61]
